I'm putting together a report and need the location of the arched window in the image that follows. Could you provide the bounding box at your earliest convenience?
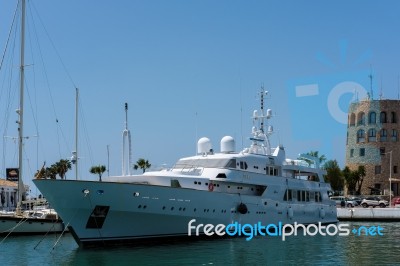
[380,111,387,123]
[368,112,376,124]
[368,128,376,142]
[392,129,398,142]
[357,129,365,143]
[349,113,356,126]
[357,112,365,125]
[391,112,397,123]
[380,129,387,142]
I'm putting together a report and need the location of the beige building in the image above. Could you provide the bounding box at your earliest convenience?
[345,99,400,196]
[0,179,18,210]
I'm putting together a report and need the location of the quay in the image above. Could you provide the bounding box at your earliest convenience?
[337,207,400,221]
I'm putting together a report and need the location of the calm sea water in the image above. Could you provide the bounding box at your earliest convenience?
[1,222,399,266]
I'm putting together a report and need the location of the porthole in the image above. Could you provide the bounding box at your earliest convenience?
[171,207,174,211]
[133,192,140,197]
[162,206,166,210]
[143,205,147,209]
[138,205,142,208]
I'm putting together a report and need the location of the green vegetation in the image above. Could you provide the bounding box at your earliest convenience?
[133,158,151,173]
[90,165,107,182]
[303,150,366,195]
[34,159,72,179]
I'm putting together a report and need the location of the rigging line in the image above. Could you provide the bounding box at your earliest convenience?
[79,96,94,166]
[0,217,29,244]
[27,3,71,158]
[30,1,77,89]
[85,195,106,247]
[0,24,19,133]
[51,221,70,251]
[0,1,19,73]
[27,3,60,130]
[33,220,59,250]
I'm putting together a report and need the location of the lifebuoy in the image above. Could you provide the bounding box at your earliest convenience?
[208,183,214,191]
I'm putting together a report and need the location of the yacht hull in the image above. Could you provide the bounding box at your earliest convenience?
[34,179,337,246]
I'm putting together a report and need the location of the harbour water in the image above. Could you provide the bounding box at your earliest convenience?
[1,222,399,265]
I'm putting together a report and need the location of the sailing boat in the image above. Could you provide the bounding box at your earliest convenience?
[0,0,65,235]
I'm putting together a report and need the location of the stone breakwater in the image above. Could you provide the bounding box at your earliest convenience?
[337,207,400,221]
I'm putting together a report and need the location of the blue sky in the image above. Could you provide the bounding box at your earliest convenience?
[1,1,400,195]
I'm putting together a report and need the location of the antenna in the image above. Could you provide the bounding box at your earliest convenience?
[398,75,399,100]
[368,71,373,100]
[125,102,128,129]
[122,102,132,176]
[379,77,383,100]
[260,83,265,133]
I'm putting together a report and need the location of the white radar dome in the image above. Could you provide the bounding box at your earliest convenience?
[197,137,212,154]
[220,136,235,153]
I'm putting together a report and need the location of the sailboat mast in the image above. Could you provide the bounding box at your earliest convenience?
[75,87,79,180]
[17,0,26,214]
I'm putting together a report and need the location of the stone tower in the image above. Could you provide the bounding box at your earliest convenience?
[345,99,399,196]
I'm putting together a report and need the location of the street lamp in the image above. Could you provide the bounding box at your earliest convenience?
[389,151,392,207]
[384,151,393,207]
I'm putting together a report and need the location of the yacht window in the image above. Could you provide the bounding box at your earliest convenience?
[283,189,293,201]
[173,158,237,169]
[305,191,310,202]
[310,191,315,201]
[297,191,301,201]
[292,190,297,200]
[273,168,278,176]
[216,173,227,178]
[86,205,110,229]
[269,167,274,176]
[315,192,321,202]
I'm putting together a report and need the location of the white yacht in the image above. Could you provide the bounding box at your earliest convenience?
[34,89,337,247]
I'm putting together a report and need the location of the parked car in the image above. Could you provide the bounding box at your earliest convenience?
[330,196,358,207]
[348,196,363,205]
[361,197,389,208]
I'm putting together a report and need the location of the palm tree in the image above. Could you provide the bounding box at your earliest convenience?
[54,159,72,179]
[90,165,106,182]
[44,166,58,179]
[133,158,151,173]
[301,151,327,166]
